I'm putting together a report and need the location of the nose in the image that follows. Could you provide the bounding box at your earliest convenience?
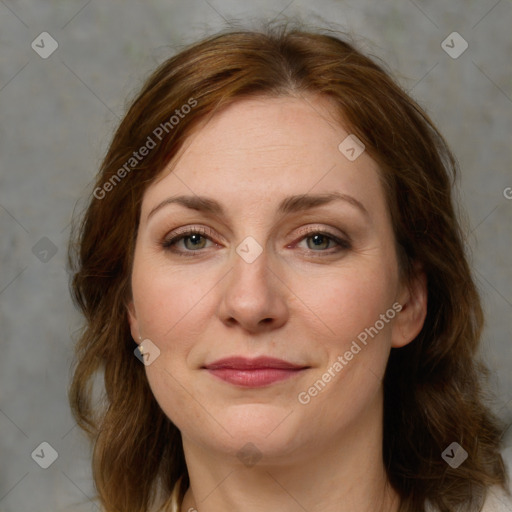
[216,244,289,333]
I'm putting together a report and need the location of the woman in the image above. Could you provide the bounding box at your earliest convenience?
[68,23,511,512]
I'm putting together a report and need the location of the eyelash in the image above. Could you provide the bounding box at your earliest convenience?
[161,226,351,257]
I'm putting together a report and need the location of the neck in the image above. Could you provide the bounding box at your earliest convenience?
[179,390,400,512]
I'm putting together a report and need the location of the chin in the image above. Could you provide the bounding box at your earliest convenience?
[196,403,306,458]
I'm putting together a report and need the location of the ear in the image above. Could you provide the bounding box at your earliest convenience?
[126,299,141,345]
[391,264,428,348]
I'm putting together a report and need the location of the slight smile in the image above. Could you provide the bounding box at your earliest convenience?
[202,357,310,388]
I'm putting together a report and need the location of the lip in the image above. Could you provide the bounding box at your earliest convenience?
[203,357,309,388]
[204,356,306,370]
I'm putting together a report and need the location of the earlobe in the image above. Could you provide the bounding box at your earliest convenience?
[391,267,428,348]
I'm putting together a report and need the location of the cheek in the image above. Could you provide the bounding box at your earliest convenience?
[295,277,393,428]
[145,363,207,435]
[293,263,398,345]
[131,259,221,416]
[132,264,216,428]
[132,258,217,344]
[290,258,398,410]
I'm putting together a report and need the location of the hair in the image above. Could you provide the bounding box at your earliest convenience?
[68,21,509,512]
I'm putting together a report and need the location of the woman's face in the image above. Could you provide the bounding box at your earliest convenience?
[128,95,425,462]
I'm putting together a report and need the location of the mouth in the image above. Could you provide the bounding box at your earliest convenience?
[202,356,310,388]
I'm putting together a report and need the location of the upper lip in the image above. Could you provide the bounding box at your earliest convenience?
[203,357,308,370]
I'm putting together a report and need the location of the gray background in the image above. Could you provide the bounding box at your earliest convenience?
[0,1,511,510]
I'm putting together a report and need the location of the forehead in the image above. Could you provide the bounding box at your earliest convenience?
[142,95,385,218]
[171,95,351,173]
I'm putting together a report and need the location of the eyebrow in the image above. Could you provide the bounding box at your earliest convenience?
[147,191,369,221]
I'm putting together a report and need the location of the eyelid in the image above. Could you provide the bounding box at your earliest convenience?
[171,225,211,236]
[163,224,348,243]
[162,224,351,258]
[292,225,351,245]
[163,225,218,243]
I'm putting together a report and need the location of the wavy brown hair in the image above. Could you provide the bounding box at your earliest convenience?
[68,22,509,512]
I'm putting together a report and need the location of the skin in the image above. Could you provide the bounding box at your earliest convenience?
[127,95,427,512]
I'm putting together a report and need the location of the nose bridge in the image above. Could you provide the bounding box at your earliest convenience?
[217,238,288,330]
[230,239,274,303]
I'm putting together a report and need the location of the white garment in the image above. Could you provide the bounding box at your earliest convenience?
[476,486,512,511]
[169,484,512,511]
[426,485,512,511]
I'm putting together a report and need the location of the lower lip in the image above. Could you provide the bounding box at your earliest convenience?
[206,368,306,387]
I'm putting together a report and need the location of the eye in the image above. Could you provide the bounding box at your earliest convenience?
[294,228,351,254]
[161,226,351,257]
[162,227,218,256]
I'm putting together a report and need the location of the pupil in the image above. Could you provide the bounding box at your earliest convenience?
[186,234,204,249]
[310,234,328,249]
